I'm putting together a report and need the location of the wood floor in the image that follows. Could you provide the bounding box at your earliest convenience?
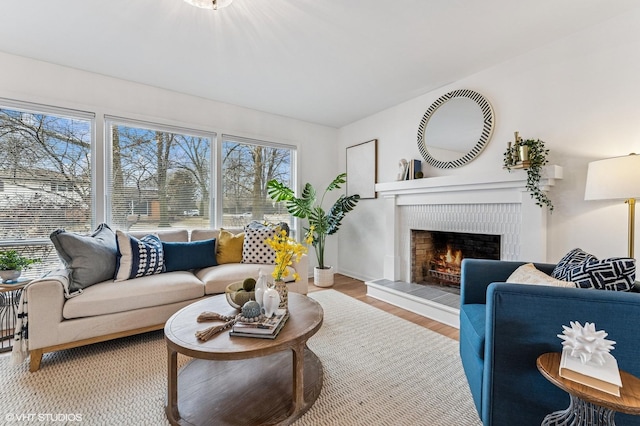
[307,274,459,341]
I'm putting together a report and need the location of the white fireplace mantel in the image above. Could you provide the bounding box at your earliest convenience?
[375,165,563,282]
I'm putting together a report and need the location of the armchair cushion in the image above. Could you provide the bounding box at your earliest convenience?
[552,248,597,280]
[506,263,576,288]
[565,257,636,291]
[552,248,636,291]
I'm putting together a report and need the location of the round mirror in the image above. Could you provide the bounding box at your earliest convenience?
[417,89,494,169]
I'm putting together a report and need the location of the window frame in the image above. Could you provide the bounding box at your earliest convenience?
[104,115,217,229]
[218,134,298,232]
[0,98,96,277]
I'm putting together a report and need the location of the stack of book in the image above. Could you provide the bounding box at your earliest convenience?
[229,309,289,339]
[559,347,622,396]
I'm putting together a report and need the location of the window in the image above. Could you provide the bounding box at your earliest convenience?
[0,102,94,276]
[106,118,213,231]
[221,135,295,229]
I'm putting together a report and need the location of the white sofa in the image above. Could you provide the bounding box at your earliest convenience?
[24,228,308,371]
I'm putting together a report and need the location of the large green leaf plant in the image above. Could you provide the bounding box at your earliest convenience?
[267,173,360,269]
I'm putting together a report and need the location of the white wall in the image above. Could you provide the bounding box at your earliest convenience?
[337,9,640,281]
[0,51,340,273]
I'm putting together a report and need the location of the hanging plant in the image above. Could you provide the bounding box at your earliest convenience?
[503,137,553,211]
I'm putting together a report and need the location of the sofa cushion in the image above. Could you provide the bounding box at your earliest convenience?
[460,304,486,360]
[162,239,217,272]
[129,229,189,242]
[217,228,244,264]
[552,248,597,280]
[564,257,636,291]
[50,223,118,292]
[242,227,276,264]
[62,271,205,319]
[197,263,295,295]
[507,263,576,288]
[190,229,219,242]
[115,231,165,282]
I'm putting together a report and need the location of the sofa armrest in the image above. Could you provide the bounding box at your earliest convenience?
[483,283,640,425]
[289,254,309,295]
[460,259,555,305]
[25,269,68,350]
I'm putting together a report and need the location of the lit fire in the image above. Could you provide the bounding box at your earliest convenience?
[433,245,463,275]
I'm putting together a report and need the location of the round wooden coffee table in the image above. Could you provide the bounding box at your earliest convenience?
[164,292,324,426]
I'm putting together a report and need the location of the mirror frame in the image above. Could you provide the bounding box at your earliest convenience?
[417,89,494,169]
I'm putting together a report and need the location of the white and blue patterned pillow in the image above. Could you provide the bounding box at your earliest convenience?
[564,257,636,292]
[114,231,165,282]
[552,248,597,281]
[552,248,636,292]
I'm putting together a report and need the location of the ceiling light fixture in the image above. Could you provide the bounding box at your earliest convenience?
[183,0,233,10]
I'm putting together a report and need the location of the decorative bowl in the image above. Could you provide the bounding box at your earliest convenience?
[225,281,255,309]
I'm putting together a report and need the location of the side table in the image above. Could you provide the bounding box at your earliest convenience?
[0,278,31,353]
[537,352,640,425]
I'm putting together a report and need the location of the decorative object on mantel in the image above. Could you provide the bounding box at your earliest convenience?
[503,132,553,211]
[417,89,494,169]
[267,173,360,287]
[585,153,640,258]
[397,159,423,181]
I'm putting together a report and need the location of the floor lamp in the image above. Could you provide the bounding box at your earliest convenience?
[584,153,640,259]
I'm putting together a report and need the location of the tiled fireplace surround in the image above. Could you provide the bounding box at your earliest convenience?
[365,166,563,328]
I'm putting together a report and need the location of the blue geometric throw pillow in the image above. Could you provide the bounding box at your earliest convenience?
[114,230,165,282]
[552,248,597,281]
[564,257,636,292]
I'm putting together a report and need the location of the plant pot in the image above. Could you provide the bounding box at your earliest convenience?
[313,266,334,288]
[0,269,21,283]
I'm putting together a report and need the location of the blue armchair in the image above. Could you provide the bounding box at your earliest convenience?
[459,258,640,425]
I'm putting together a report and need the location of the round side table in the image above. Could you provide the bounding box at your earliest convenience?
[537,352,640,425]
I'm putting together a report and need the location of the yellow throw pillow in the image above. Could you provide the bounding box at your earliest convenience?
[217,228,244,264]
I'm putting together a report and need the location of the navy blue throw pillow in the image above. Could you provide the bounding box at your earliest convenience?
[162,238,217,272]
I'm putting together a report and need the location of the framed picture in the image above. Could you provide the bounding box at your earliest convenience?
[346,139,377,199]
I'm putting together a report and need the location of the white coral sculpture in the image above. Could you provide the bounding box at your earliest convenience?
[557,321,616,365]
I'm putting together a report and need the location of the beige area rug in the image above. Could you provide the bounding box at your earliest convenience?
[0,290,481,426]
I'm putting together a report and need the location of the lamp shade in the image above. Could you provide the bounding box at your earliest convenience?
[584,153,640,201]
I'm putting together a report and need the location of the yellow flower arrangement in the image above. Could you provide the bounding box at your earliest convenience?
[265,230,310,281]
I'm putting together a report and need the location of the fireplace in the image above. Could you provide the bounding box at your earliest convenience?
[366,167,562,328]
[411,230,501,289]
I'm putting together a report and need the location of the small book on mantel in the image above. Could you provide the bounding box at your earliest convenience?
[230,309,289,339]
[559,347,622,396]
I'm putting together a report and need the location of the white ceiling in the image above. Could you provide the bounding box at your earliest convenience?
[0,0,637,128]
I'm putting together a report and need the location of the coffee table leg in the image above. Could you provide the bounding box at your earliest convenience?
[292,342,306,414]
[166,346,180,425]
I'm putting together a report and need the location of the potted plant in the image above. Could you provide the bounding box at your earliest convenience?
[503,137,553,211]
[267,173,360,287]
[0,249,40,282]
